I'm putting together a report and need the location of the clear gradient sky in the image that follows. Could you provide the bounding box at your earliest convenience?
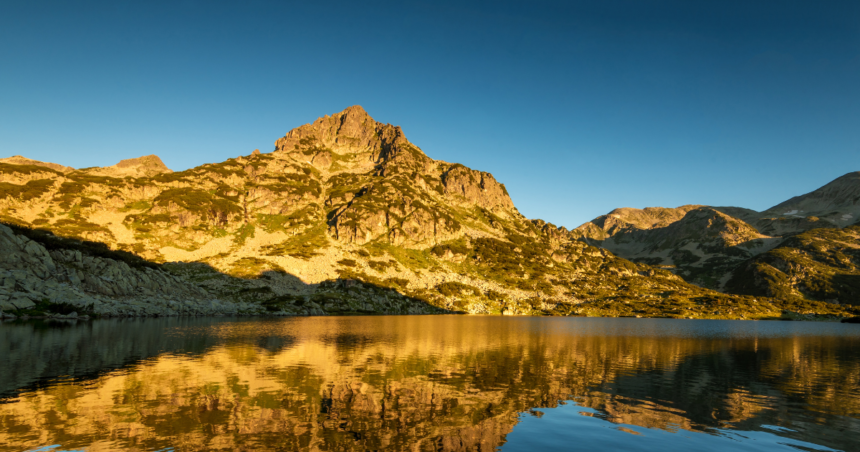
[1,1,859,228]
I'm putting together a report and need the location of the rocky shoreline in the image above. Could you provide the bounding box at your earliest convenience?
[0,223,267,318]
[0,222,855,323]
[0,223,447,319]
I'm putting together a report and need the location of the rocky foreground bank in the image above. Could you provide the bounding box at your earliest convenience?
[0,224,446,319]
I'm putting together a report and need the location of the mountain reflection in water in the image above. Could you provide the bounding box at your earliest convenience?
[1,317,858,451]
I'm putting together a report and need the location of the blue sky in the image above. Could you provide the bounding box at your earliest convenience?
[1,0,858,227]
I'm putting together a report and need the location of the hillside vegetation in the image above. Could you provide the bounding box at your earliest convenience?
[0,106,856,320]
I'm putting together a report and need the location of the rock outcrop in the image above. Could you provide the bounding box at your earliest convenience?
[0,223,244,317]
[0,222,446,319]
[442,164,514,210]
[80,154,172,178]
[272,106,516,247]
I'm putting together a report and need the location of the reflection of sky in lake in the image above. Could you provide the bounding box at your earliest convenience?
[504,402,840,452]
[2,316,859,451]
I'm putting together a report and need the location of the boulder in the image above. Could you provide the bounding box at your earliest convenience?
[10,295,35,310]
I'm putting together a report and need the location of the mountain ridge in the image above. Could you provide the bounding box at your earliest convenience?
[0,106,855,320]
[0,155,75,174]
[576,170,860,303]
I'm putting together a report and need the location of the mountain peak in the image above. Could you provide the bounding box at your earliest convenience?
[79,154,172,178]
[579,205,705,237]
[340,104,369,118]
[115,154,169,170]
[273,106,413,172]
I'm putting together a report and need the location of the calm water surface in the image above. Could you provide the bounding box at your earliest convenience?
[1,316,859,451]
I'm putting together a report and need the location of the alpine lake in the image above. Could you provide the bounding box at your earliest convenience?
[1,316,858,451]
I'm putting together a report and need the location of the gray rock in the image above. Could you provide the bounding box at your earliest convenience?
[29,264,46,281]
[10,296,35,310]
[23,240,42,256]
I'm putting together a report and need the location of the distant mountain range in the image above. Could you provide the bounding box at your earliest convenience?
[0,106,856,320]
[575,172,860,303]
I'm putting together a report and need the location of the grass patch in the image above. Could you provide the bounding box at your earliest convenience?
[0,163,63,177]
[366,241,433,271]
[368,260,398,272]
[154,188,242,224]
[233,223,255,246]
[0,179,55,201]
[256,204,321,233]
[228,257,285,279]
[262,223,329,259]
[436,281,480,297]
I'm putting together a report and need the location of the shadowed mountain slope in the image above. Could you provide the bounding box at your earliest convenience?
[726,225,860,305]
[576,207,781,290]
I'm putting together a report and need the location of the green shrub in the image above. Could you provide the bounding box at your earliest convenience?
[233,224,255,246]
[262,223,329,259]
[229,257,285,278]
[0,163,62,176]
[430,239,471,257]
[368,260,398,272]
[0,179,55,201]
[436,281,478,297]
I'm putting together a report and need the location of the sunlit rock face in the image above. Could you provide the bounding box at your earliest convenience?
[1,317,858,451]
[80,154,173,178]
[273,105,515,247]
[0,106,777,320]
[0,106,856,318]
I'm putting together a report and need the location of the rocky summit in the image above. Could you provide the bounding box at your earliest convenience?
[0,106,856,320]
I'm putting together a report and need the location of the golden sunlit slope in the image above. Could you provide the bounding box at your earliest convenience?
[0,107,856,319]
